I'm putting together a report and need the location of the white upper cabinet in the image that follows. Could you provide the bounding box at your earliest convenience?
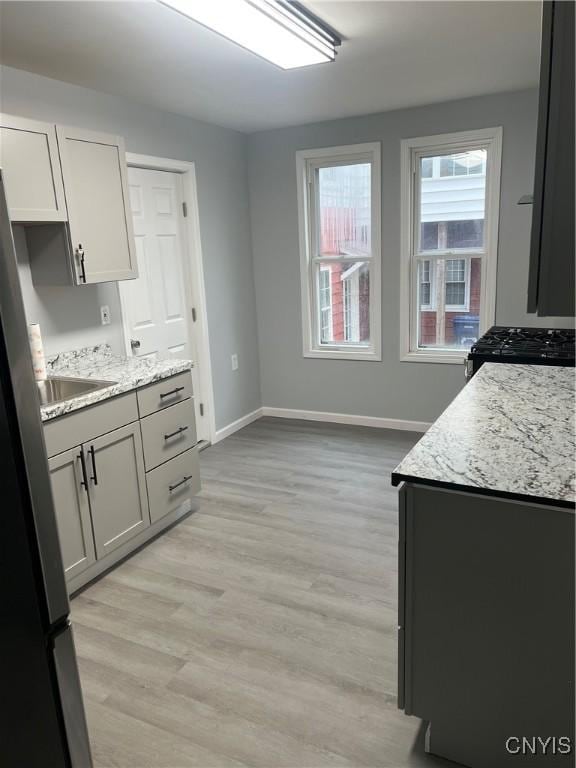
[0,114,67,222]
[1,114,138,284]
[56,126,138,283]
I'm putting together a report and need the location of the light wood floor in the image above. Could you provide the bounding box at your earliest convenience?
[73,418,451,768]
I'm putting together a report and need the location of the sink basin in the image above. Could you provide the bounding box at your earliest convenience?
[36,376,115,407]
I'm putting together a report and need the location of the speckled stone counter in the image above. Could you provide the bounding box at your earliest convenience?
[392,363,575,507]
[40,345,192,422]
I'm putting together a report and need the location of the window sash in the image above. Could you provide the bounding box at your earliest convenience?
[309,156,376,263]
[313,259,370,348]
[413,143,489,259]
[297,142,381,360]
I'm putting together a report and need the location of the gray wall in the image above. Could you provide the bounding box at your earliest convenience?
[248,89,572,424]
[1,65,261,431]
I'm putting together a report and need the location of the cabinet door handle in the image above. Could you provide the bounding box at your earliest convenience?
[78,450,89,491]
[159,386,185,400]
[88,445,98,485]
[169,475,192,493]
[164,425,188,441]
[76,244,86,284]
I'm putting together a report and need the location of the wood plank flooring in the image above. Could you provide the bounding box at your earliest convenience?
[73,417,451,768]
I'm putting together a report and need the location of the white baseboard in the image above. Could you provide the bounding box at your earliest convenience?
[212,406,430,445]
[213,408,264,444]
[261,406,431,433]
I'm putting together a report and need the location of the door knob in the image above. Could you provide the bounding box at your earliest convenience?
[130,339,141,350]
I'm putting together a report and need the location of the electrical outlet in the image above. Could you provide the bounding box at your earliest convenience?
[100,305,111,326]
[231,353,239,371]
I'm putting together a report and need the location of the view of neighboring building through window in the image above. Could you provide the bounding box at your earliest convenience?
[297,143,381,360]
[317,163,371,346]
[411,142,495,353]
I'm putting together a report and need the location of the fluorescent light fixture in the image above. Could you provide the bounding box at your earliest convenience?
[159,0,341,69]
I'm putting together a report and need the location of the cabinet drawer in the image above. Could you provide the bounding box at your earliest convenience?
[140,398,197,471]
[137,372,193,418]
[44,392,139,458]
[146,448,200,524]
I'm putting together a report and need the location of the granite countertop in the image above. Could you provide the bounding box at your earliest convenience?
[392,363,575,507]
[40,345,193,422]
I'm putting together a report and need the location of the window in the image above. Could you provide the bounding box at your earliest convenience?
[343,278,352,340]
[400,128,502,363]
[297,143,381,360]
[419,260,432,309]
[445,258,467,309]
[319,267,332,342]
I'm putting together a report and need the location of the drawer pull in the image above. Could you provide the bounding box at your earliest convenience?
[160,386,185,400]
[164,425,189,441]
[169,475,193,493]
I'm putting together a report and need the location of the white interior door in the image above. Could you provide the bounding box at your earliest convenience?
[120,165,211,442]
[122,167,189,361]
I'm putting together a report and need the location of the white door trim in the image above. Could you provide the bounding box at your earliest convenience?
[123,152,216,444]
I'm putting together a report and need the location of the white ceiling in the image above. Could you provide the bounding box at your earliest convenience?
[0,1,541,133]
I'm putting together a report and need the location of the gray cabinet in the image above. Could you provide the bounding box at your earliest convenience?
[398,482,575,768]
[56,126,138,284]
[527,1,575,317]
[44,373,199,592]
[48,447,96,582]
[1,113,138,285]
[0,113,67,223]
[87,423,149,559]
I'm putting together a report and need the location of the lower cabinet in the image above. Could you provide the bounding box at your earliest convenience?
[48,447,96,582]
[45,373,200,593]
[87,423,149,559]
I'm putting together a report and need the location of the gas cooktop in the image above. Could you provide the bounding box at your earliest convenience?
[467,326,575,375]
[471,326,575,360]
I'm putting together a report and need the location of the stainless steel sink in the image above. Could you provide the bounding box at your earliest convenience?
[36,376,115,407]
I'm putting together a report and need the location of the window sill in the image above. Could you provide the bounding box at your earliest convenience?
[304,347,382,362]
[400,350,467,365]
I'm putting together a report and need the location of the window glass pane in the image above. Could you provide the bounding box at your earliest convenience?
[318,267,332,343]
[419,149,487,252]
[421,157,433,178]
[418,260,432,308]
[446,220,484,249]
[317,260,370,346]
[318,163,371,257]
[417,257,481,350]
[421,222,439,251]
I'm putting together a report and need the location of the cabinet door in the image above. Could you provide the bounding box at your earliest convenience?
[0,114,67,223]
[48,447,96,583]
[527,0,575,316]
[56,125,138,284]
[87,422,149,559]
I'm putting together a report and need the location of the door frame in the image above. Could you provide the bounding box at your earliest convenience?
[120,153,216,444]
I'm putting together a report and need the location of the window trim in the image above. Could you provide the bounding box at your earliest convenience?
[400,128,502,364]
[297,142,382,361]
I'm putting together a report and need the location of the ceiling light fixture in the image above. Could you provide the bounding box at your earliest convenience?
[159,0,341,69]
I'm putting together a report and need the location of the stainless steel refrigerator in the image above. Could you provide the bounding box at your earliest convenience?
[0,171,93,767]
